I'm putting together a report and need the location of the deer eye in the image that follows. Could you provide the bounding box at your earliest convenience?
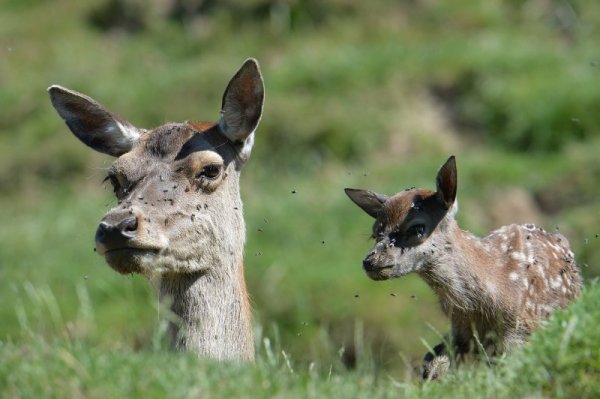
[197,164,222,180]
[104,173,125,196]
[407,224,426,238]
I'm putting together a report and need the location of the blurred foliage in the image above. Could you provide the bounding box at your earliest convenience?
[3,0,600,187]
[1,0,599,382]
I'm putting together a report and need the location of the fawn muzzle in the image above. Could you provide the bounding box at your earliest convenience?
[362,249,394,280]
[362,257,375,272]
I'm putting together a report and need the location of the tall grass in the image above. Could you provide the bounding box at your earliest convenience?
[1,279,598,398]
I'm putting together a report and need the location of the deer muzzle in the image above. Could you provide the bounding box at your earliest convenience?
[94,212,163,275]
[95,216,139,255]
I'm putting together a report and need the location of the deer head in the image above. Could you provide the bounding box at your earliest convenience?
[48,59,264,278]
[345,156,457,280]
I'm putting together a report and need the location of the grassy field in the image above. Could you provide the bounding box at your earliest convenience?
[1,280,598,398]
[1,0,600,397]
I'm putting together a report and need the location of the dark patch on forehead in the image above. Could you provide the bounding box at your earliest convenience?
[140,123,197,159]
[384,189,435,222]
[175,123,232,161]
[373,189,437,233]
[138,122,234,162]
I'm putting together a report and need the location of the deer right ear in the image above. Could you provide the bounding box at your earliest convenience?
[435,155,457,210]
[48,85,143,157]
[344,188,389,218]
[219,58,265,146]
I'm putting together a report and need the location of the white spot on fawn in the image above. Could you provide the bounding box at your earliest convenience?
[526,299,533,309]
[511,252,527,262]
[551,278,562,289]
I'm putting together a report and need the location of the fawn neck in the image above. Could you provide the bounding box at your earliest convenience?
[418,219,498,315]
[159,257,254,361]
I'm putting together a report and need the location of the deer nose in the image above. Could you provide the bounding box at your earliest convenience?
[95,216,138,255]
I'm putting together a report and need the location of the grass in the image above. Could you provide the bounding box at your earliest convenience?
[1,281,598,398]
[1,0,600,397]
[414,280,600,398]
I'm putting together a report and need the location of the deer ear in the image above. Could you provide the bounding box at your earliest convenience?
[48,85,143,157]
[344,188,389,219]
[435,155,457,209]
[219,58,264,148]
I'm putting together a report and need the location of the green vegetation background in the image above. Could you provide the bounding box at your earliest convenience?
[1,0,599,397]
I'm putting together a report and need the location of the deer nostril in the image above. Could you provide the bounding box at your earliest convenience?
[95,214,141,254]
[118,216,138,238]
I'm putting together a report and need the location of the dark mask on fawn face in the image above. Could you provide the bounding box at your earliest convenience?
[345,156,457,280]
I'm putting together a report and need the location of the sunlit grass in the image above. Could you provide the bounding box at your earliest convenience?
[1,279,598,398]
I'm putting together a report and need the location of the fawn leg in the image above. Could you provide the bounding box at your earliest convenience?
[422,320,474,381]
[422,341,449,380]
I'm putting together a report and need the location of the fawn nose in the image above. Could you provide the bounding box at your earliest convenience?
[363,258,374,272]
[95,216,138,255]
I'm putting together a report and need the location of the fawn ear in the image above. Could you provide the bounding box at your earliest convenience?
[48,85,143,157]
[435,155,457,209]
[219,58,264,153]
[345,188,389,218]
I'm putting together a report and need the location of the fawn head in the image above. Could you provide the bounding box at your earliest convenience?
[345,156,457,280]
[48,59,264,276]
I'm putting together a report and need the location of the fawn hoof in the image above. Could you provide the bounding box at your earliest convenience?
[422,354,450,381]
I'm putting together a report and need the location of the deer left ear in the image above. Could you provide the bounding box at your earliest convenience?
[345,188,389,219]
[48,85,143,157]
[435,155,457,210]
[219,58,264,150]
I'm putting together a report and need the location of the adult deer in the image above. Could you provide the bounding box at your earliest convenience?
[345,156,581,379]
[48,59,264,361]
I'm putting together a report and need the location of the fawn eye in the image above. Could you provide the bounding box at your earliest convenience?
[388,230,402,244]
[197,164,222,180]
[407,224,426,238]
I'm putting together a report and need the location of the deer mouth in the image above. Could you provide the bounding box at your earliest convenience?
[104,247,160,275]
[365,265,394,281]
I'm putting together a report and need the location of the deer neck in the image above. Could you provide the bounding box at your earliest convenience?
[158,256,254,361]
[418,219,498,315]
